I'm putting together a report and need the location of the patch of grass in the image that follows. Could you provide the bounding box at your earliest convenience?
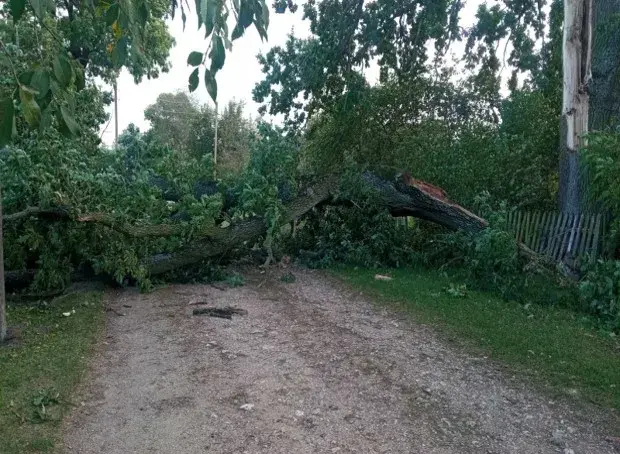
[280,271,296,283]
[336,267,620,411]
[225,272,245,287]
[0,292,104,453]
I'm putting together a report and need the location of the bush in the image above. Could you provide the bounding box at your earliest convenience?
[579,259,620,332]
[421,226,525,300]
[584,130,620,255]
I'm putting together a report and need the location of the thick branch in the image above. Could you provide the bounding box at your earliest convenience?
[148,176,340,275]
[361,172,488,233]
[3,171,533,282]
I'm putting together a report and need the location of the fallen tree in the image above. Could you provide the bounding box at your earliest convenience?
[2,171,503,288]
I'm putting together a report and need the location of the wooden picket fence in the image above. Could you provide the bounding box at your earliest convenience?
[507,211,607,261]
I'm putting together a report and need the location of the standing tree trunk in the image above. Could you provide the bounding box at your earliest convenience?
[590,0,620,132]
[559,0,593,214]
[0,186,6,343]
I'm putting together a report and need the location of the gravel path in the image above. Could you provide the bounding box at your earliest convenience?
[63,267,619,454]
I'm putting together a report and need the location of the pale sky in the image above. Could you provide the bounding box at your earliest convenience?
[100,8,311,143]
[100,3,482,144]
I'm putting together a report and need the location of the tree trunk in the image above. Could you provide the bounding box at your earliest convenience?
[1,171,498,281]
[590,0,620,132]
[559,0,593,214]
[1,186,6,343]
[148,173,489,275]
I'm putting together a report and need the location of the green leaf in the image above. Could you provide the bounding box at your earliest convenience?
[204,68,217,101]
[49,79,60,95]
[118,9,130,29]
[238,1,253,28]
[19,86,41,128]
[223,35,233,51]
[232,1,253,40]
[231,24,244,40]
[187,51,203,66]
[261,0,269,27]
[58,105,80,137]
[9,0,26,20]
[75,65,85,91]
[37,87,52,111]
[105,3,120,25]
[195,0,202,28]
[252,0,268,40]
[255,20,268,42]
[181,7,187,31]
[0,97,14,148]
[30,69,50,99]
[52,54,73,88]
[18,70,33,86]
[111,37,129,68]
[39,105,53,133]
[201,0,216,38]
[137,0,149,26]
[232,0,239,13]
[209,36,225,73]
[29,0,45,18]
[188,67,199,92]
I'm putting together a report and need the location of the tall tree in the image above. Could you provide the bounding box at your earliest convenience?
[215,100,253,175]
[253,0,462,128]
[144,92,202,153]
[559,0,592,214]
[142,94,252,173]
[590,0,620,131]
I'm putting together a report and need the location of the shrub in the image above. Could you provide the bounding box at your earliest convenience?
[579,259,620,332]
[584,130,620,255]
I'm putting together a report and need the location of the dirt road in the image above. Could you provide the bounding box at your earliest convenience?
[63,268,618,453]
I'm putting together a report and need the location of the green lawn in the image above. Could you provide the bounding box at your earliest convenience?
[336,267,620,412]
[0,292,104,453]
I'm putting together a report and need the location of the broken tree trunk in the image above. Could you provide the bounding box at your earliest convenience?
[147,173,489,275]
[2,171,502,281]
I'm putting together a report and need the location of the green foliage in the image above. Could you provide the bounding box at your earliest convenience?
[423,226,525,300]
[1,0,267,146]
[30,388,61,423]
[0,0,174,145]
[291,205,417,269]
[290,171,418,268]
[143,93,253,175]
[584,130,620,251]
[254,0,463,127]
[234,122,298,245]
[443,282,468,298]
[416,196,564,304]
[175,0,270,101]
[0,108,224,292]
[579,260,620,332]
[301,80,559,210]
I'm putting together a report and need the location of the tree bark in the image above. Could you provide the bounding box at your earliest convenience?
[559,0,593,214]
[1,186,6,343]
[590,0,620,132]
